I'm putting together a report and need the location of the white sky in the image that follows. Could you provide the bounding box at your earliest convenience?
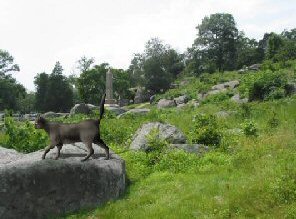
[0,0,295,91]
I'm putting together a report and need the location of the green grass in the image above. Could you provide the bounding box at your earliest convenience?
[61,95,296,219]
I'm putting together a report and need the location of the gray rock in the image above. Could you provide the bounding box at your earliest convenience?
[215,111,230,118]
[134,87,150,104]
[248,64,261,71]
[149,95,156,104]
[193,101,200,108]
[0,144,125,219]
[211,80,239,91]
[117,108,150,118]
[176,103,187,108]
[174,95,189,105]
[169,144,209,154]
[118,99,130,107]
[130,122,186,151]
[70,103,91,115]
[225,80,240,89]
[207,89,227,95]
[170,83,179,89]
[0,147,24,166]
[180,80,189,86]
[211,83,225,91]
[197,93,207,101]
[42,111,62,118]
[231,94,248,103]
[157,99,177,109]
[86,104,99,110]
[105,106,126,116]
[238,68,248,73]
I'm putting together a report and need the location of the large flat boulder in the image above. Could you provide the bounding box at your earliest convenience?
[0,144,125,219]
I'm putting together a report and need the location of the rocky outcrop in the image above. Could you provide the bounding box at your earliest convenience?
[130,122,186,151]
[174,95,189,105]
[199,80,240,100]
[211,80,239,91]
[0,145,125,219]
[231,94,248,103]
[70,103,91,115]
[248,64,261,71]
[157,99,177,109]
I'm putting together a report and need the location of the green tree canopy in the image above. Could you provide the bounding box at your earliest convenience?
[0,49,20,75]
[76,56,95,73]
[77,63,108,104]
[128,38,184,93]
[0,50,25,111]
[34,62,73,112]
[193,13,239,72]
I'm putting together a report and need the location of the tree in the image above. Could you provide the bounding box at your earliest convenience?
[128,53,145,87]
[281,28,296,40]
[0,50,25,111]
[17,92,36,113]
[0,74,26,111]
[194,13,239,72]
[0,50,20,75]
[34,62,73,112]
[77,63,108,104]
[77,56,95,73]
[67,74,81,104]
[34,72,49,112]
[112,69,132,99]
[266,33,285,60]
[236,32,259,68]
[128,38,184,93]
[256,33,271,62]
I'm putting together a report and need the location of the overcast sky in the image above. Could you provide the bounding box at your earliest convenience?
[0,0,295,91]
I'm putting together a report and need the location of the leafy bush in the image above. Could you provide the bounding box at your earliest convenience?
[248,71,288,100]
[241,120,258,137]
[145,128,168,165]
[2,117,48,152]
[190,114,222,146]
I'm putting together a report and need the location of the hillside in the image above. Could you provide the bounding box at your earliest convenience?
[55,61,296,218]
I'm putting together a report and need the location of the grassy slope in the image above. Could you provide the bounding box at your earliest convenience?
[64,67,296,218]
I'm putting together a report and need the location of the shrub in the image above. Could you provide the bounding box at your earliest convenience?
[146,128,168,165]
[249,71,288,100]
[241,120,258,137]
[3,117,48,152]
[190,114,222,146]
